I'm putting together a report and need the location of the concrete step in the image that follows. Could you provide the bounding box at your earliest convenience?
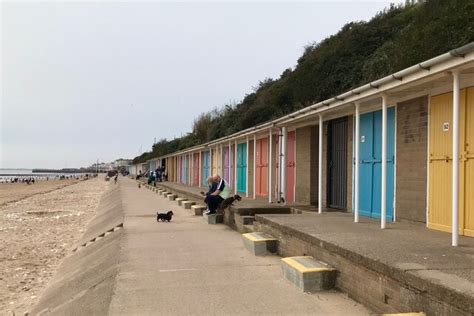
[242,232,278,256]
[182,201,195,209]
[281,256,336,293]
[167,194,177,201]
[243,224,255,233]
[241,215,255,225]
[175,197,187,206]
[191,205,206,216]
[203,213,223,224]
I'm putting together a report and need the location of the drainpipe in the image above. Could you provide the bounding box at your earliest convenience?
[381,94,388,229]
[281,127,287,204]
[246,136,249,198]
[354,103,360,223]
[269,129,273,203]
[253,134,257,199]
[318,115,323,214]
[452,70,460,247]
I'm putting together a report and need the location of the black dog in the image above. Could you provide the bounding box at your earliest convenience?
[156,211,174,222]
[219,194,242,210]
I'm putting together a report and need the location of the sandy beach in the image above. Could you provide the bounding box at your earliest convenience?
[0,179,80,207]
[0,177,109,315]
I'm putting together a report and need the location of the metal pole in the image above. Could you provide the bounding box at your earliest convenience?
[452,70,460,247]
[269,129,273,203]
[354,103,360,223]
[253,134,257,199]
[318,115,323,214]
[381,94,388,229]
[246,136,249,198]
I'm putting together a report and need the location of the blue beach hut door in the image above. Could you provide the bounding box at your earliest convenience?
[237,143,247,193]
[358,108,395,220]
[202,151,210,186]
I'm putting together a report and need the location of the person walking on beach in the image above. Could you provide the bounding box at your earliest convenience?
[204,175,231,215]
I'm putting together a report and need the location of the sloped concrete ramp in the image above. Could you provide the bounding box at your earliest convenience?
[31,185,124,315]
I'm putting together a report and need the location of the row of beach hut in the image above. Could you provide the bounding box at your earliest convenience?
[131,43,474,246]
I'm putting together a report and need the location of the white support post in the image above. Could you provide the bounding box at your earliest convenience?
[234,140,238,194]
[278,129,283,202]
[210,147,214,177]
[269,129,273,204]
[246,136,249,198]
[281,127,287,204]
[177,156,180,184]
[220,144,224,177]
[228,141,232,185]
[188,155,191,185]
[198,151,202,187]
[381,94,388,229]
[452,70,460,247]
[253,134,257,199]
[354,103,360,223]
[318,115,323,214]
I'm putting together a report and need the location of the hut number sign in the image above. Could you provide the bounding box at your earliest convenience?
[443,122,449,132]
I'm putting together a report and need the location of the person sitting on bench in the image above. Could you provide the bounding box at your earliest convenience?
[204,175,231,215]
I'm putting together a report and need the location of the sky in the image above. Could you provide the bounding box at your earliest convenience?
[1,1,398,169]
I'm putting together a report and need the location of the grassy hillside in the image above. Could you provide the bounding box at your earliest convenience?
[134,0,474,164]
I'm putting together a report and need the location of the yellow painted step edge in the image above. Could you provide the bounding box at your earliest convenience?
[382,313,426,316]
[242,232,277,242]
[281,256,333,274]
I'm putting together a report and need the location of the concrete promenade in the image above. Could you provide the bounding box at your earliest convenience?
[108,178,370,315]
[153,181,474,315]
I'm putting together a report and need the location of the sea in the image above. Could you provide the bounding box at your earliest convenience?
[0,169,87,183]
[0,169,34,175]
